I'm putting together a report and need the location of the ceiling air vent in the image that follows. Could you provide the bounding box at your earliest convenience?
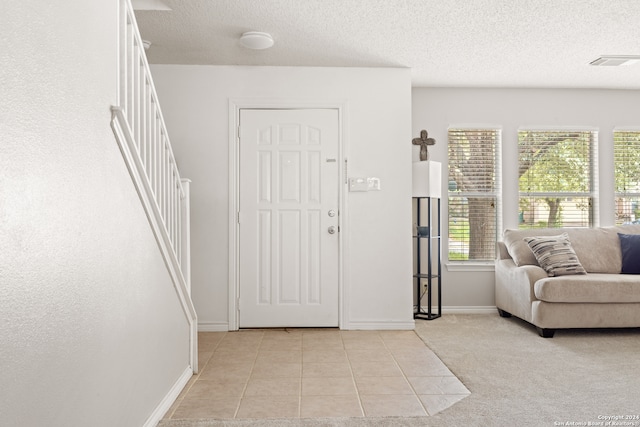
[589,55,640,66]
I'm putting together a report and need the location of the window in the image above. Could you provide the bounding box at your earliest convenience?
[448,128,501,261]
[614,130,640,225]
[518,129,597,229]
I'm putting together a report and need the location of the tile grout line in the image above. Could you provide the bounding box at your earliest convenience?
[232,330,264,419]
[198,332,226,376]
[380,330,431,417]
[297,333,303,419]
[341,330,367,418]
[175,329,469,420]
[167,331,227,420]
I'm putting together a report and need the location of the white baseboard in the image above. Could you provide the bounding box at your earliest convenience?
[442,306,497,314]
[143,366,193,427]
[197,310,496,333]
[198,321,229,332]
[344,320,416,330]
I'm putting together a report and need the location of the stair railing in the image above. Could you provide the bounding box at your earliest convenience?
[110,0,197,377]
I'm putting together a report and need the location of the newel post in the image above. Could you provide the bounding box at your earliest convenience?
[180,178,192,295]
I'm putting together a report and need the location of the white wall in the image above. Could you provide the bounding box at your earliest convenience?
[0,2,190,426]
[412,87,640,308]
[151,65,414,330]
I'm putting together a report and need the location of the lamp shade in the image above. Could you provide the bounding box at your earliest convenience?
[412,161,442,198]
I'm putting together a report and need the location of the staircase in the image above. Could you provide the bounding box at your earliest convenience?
[110,0,198,379]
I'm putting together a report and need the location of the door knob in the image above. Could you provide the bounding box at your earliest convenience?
[328,226,337,234]
[328,210,336,217]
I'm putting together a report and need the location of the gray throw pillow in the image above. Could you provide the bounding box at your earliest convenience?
[523,233,586,277]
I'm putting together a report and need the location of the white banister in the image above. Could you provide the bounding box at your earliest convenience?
[111,0,197,386]
[116,0,185,263]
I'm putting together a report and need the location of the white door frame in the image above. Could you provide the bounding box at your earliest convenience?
[228,99,348,331]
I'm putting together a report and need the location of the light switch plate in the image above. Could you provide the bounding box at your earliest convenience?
[349,177,369,192]
[367,177,381,191]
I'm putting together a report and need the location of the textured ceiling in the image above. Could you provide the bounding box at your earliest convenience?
[134,0,640,89]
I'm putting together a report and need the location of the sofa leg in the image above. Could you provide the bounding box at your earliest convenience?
[497,308,512,318]
[536,327,556,338]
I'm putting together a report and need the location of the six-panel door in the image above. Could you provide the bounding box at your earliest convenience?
[238,109,340,327]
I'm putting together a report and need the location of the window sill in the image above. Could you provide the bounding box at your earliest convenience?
[446,262,495,272]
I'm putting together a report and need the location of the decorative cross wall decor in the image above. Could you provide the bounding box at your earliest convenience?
[412,129,436,161]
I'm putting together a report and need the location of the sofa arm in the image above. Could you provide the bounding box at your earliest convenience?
[512,263,548,286]
[495,259,548,322]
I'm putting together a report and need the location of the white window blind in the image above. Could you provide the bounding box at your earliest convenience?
[614,130,640,225]
[448,128,501,261]
[518,129,597,228]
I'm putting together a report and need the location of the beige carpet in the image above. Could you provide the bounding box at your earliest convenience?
[159,314,640,427]
[413,314,640,425]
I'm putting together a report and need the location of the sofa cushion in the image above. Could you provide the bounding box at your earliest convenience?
[503,228,553,266]
[503,226,640,273]
[534,273,640,303]
[523,233,586,276]
[618,233,640,274]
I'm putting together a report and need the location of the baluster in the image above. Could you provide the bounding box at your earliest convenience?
[150,110,156,198]
[160,138,166,226]
[180,179,191,282]
[169,166,176,252]
[119,4,127,112]
[177,185,182,265]
[176,179,180,261]
[171,165,177,250]
[164,142,169,230]
[140,71,147,168]
[126,18,135,127]
[145,80,150,175]
[175,174,180,257]
[132,41,138,148]
[146,94,152,186]
[143,70,149,170]
[147,88,154,180]
[157,132,162,217]
[166,161,172,245]
[171,168,176,250]
[134,45,141,152]
[137,48,143,152]
[154,113,161,199]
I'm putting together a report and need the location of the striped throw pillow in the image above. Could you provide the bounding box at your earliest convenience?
[523,233,586,277]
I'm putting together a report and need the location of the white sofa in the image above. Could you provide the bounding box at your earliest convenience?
[495,225,640,337]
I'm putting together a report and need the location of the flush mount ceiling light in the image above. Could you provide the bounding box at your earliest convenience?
[589,55,640,66]
[239,32,274,50]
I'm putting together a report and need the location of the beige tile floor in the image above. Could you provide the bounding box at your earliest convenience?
[164,329,470,420]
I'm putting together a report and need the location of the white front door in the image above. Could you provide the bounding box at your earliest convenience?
[238,109,340,328]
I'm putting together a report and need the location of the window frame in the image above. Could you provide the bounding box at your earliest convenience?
[447,126,502,264]
[517,127,598,229]
[613,128,640,225]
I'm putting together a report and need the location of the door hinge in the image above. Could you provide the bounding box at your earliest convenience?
[237,212,240,224]
[237,297,241,311]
